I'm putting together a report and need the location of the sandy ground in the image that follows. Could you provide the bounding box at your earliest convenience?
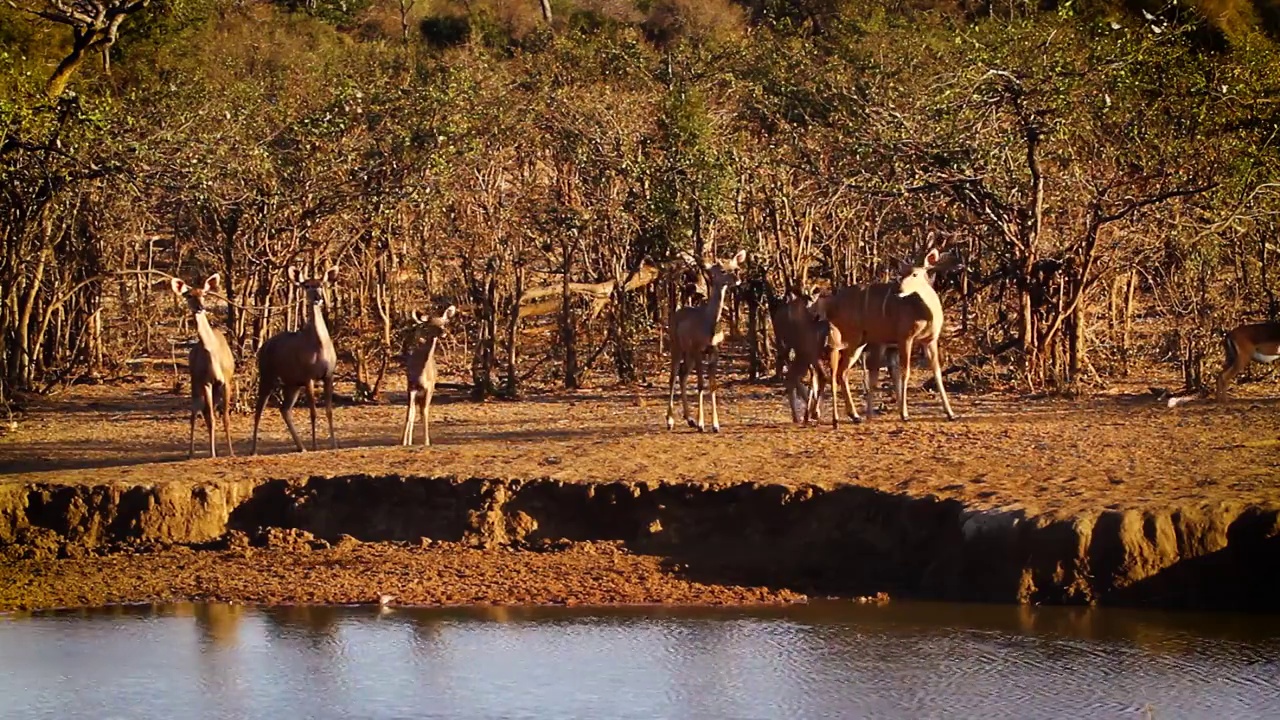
[0,537,804,612]
[2,371,1279,516]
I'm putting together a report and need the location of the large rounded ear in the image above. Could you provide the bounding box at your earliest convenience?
[441,305,458,323]
[411,309,428,324]
[203,273,221,293]
[923,248,942,268]
[897,258,914,277]
[729,249,747,269]
[287,266,303,285]
[323,266,339,284]
[169,278,188,296]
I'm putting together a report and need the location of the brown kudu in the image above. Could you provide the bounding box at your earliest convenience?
[666,249,746,433]
[812,248,960,426]
[251,266,340,454]
[170,273,236,459]
[401,305,457,446]
[1216,321,1280,401]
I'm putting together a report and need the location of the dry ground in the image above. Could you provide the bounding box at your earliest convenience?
[3,371,1278,516]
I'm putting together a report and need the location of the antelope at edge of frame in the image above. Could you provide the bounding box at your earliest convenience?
[251,266,340,454]
[169,273,236,459]
[401,304,458,446]
[666,248,747,433]
[810,247,962,426]
[1216,321,1280,401]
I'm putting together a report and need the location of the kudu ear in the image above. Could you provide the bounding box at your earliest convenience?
[411,309,428,324]
[728,249,747,269]
[923,248,942,269]
[441,305,458,323]
[203,273,221,294]
[170,278,189,296]
[287,266,304,285]
[323,266,339,284]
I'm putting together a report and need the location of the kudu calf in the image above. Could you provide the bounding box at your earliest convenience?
[1216,321,1280,401]
[401,305,457,446]
[170,273,236,459]
[666,249,746,433]
[251,266,340,454]
[812,248,960,426]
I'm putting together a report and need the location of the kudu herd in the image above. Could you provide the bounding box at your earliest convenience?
[168,245,1274,458]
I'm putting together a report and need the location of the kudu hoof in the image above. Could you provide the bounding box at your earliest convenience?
[666,417,675,431]
[687,418,699,429]
[710,425,721,433]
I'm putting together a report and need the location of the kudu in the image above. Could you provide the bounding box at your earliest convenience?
[1215,321,1280,401]
[812,248,960,426]
[251,266,340,454]
[666,249,746,433]
[772,287,831,424]
[401,305,457,446]
[170,274,236,459]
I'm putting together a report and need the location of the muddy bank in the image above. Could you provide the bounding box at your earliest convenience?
[2,476,1277,612]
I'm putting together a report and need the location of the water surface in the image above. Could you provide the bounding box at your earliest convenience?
[2,602,1278,719]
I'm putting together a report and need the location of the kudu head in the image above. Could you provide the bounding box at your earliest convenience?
[896,248,963,299]
[702,249,747,294]
[288,266,339,307]
[410,305,458,341]
[170,273,221,315]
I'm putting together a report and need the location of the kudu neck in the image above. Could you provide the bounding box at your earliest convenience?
[192,310,220,346]
[306,300,331,340]
[704,282,731,331]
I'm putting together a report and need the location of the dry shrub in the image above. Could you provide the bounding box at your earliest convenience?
[642,0,747,46]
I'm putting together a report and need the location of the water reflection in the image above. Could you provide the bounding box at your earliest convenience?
[2,601,1278,719]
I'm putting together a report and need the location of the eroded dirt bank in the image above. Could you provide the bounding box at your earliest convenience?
[2,475,1277,612]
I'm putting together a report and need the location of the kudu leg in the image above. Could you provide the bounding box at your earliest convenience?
[420,390,432,446]
[280,385,306,452]
[304,382,319,451]
[863,349,880,421]
[402,389,417,446]
[220,384,235,458]
[666,356,680,431]
[188,389,201,460]
[202,384,216,459]
[843,344,866,423]
[680,358,694,429]
[708,348,721,433]
[1216,346,1248,401]
[250,383,273,456]
[323,376,338,450]
[897,339,914,421]
[694,355,707,432]
[927,340,957,420]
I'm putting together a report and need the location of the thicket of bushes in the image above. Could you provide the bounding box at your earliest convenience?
[1,0,1278,408]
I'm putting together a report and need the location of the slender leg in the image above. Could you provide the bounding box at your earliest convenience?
[695,353,707,432]
[784,357,805,424]
[304,381,318,451]
[403,389,417,446]
[828,345,844,429]
[280,385,305,452]
[324,376,337,449]
[203,384,216,458]
[898,338,914,421]
[220,383,235,457]
[666,355,680,431]
[421,389,432,446]
[927,339,957,420]
[843,344,866,423]
[1216,339,1246,402]
[708,348,721,433]
[251,381,273,456]
[863,346,881,420]
[188,388,200,460]
[680,357,693,428]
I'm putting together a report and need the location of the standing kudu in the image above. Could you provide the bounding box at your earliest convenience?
[1216,321,1280,401]
[402,305,457,446]
[812,248,960,426]
[666,249,746,433]
[251,266,340,454]
[772,287,830,424]
[170,274,236,459]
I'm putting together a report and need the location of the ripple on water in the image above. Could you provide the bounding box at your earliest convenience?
[2,602,1279,720]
